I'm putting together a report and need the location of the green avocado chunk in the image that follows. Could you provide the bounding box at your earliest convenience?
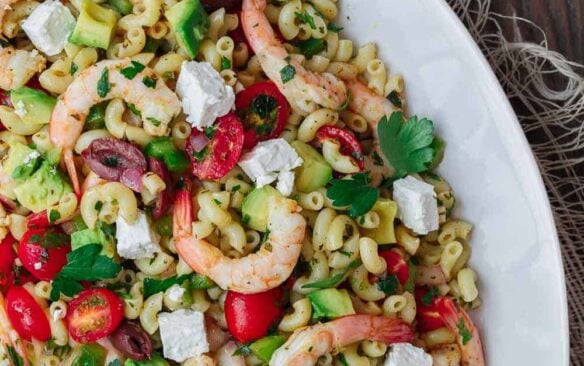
[165,0,209,58]
[13,160,72,213]
[71,226,116,257]
[308,288,355,320]
[10,87,56,126]
[291,141,332,193]
[3,142,39,178]
[241,185,282,232]
[70,0,119,49]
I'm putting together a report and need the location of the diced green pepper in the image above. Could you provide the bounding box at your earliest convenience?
[250,335,286,363]
[165,0,209,58]
[144,137,190,173]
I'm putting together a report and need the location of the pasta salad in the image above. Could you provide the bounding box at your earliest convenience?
[0,0,485,365]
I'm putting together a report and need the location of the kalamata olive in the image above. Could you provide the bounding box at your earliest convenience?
[148,157,174,220]
[82,138,147,192]
[201,0,242,12]
[110,321,152,361]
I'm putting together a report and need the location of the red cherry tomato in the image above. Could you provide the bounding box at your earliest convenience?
[186,113,244,180]
[17,228,70,281]
[379,249,409,285]
[0,234,17,292]
[415,288,446,332]
[224,287,283,343]
[26,211,51,229]
[316,125,365,170]
[5,286,51,341]
[66,288,124,343]
[235,81,290,149]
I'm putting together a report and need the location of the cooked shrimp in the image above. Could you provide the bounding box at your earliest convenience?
[49,59,181,195]
[270,314,414,366]
[174,180,306,294]
[214,341,246,366]
[0,292,30,366]
[0,47,46,90]
[435,297,485,366]
[242,0,347,115]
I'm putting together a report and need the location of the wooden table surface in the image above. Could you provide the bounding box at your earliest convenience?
[491,0,584,64]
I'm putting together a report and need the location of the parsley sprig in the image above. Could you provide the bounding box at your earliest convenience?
[302,260,360,289]
[456,318,473,345]
[326,173,378,218]
[377,111,439,178]
[120,61,145,80]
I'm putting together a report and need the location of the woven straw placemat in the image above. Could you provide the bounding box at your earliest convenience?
[446,0,584,364]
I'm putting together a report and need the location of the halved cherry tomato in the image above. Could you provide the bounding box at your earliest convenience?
[316,125,365,170]
[66,288,124,343]
[379,249,409,285]
[235,81,290,149]
[415,288,446,332]
[5,285,51,341]
[224,287,283,343]
[17,228,70,281]
[0,234,17,292]
[26,211,51,229]
[186,112,244,180]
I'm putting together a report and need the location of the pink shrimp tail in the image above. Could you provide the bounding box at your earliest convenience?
[173,178,193,238]
[334,315,414,346]
[63,149,81,196]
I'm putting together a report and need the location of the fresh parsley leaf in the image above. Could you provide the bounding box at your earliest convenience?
[326,173,378,218]
[146,117,161,127]
[338,353,350,366]
[221,56,232,71]
[298,38,326,59]
[94,201,103,211]
[213,198,222,205]
[377,111,437,177]
[456,318,473,345]
[280,64,296,83]
[232,184,241,193]
[302,260,360,289]
[327,22,344,32]
[97,68,111,98]
[142,75,157,88]
[35,231,68,248]
[50,275,84,301]
[59,244,121,281]
[387,90,402,108]
[143,274,190,299]
[260,229,271,246]
[70,62,78,75]
[191,148,207,161]
[251,94,278,119]
[377,274,399,295]
[127,103,141,116]
[120,61,146,79]
[422,286,440,305]
[295,10,316,29]
[204,126,216,139]
[49,209,61,223]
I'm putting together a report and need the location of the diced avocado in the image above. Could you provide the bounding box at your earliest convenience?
[3,142,39,177]
[241,185,282,231]
[250,335,286,363]
[10,87,56,126]
[70,0,119,49]
[165,0,209,58]
[308,288,355,320]
[362,199,397,244]
[107,0,133,15]
[71,227,115,257]
[125,353,169,366]
[291,141,332,193]
[13,161,72,213]
[72,344,107,366]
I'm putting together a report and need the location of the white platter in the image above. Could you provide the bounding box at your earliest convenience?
[338,0,570,364]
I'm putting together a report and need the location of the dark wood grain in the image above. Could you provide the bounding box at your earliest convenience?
[490,0,584,64]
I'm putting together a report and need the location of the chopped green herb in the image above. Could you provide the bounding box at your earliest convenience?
[97,68,111,98]
[260,229,271,246]
[339,250,352,257]
[120,60,146,80]
[94,201,103,211]
[387,90,402,108]
[338,353,350,366]
[146,117,161,127]
[142,75,157,88]
[221,56,232,71]
[70,62,78,75]
[232,185,241,193]
[49,209,61,223]
[6,346,24,366]
[295,10,316,29]
[213,198,222,206]
[127,103,141,116]
[251,94,278,119]
[377,274,399,295]
[302,260,360,289]
[326,173,379,218]
[377,111,437,178]
[422,286,441,305]
[327,22,344,32]
[280,64,296,83]
[204,126,216,139]
[192,148,207,161]
[242,214,251,225]
[456,318,473,345]
[298,38,326,59]
[29,231,68,249]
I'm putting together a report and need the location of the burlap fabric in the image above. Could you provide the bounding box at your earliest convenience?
[446,0,584,364]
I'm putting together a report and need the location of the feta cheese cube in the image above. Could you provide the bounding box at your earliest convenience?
[159,310,209,362]
[115,211,161,260]
[167,284,186,302]
[176,61,235,130]
[21,1,75,56]
[238,138,303,194]
[393,176,439,235]
[384,343,433,366]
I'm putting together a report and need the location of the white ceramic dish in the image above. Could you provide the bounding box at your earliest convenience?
[337,0,570,364]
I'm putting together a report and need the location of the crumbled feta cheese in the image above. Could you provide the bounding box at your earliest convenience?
[52,308,65,322]
[384,343,433,366]
[14,100,26,118]
[393,176,439,235]
[21,1,75,56]
[238,138,303,194]
[176,61,235,130]
[167,284,185,302]
[159,309,209,362]
[276,170,295,196]
[33,262,42,270]
[115,211,161,260]
[24,150,40,164]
